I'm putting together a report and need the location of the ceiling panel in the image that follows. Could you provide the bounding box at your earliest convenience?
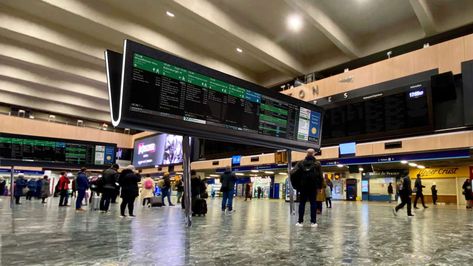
[428,0,473,32]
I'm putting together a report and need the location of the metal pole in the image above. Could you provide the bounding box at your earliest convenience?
[287,149,295,215]
[182,135,192,227]
[10,166,14,209]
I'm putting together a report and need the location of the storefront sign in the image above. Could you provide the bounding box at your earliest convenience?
[410,166,469,179]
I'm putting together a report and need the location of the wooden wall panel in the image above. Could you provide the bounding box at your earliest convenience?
[437,37,465,74]
[412,45,438,73]
[0,115,132,147]
[240,154,275,166]
[465,34,473,61]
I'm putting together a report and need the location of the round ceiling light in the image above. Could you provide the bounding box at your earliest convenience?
[287,14,303,32]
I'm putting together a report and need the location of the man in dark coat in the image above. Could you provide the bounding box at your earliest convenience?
[75,167,89,211]
[291,148,323,227]
[119,165,141,217]
[394,175,414,216]
[414,174,428,209]
[14,174,27,205]
[100,164,119,213]
[220,166,237,212]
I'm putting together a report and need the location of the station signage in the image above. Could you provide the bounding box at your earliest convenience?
[410,166,470,179]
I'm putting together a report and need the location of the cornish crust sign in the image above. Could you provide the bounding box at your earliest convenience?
[410,166,469,178]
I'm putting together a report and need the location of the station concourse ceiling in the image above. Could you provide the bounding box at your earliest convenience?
[1,0,473,122]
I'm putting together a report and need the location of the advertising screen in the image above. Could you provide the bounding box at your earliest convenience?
[339,142,356,156]
[107,40,324,151]
[132,134,183,168]
[0,133,116,167]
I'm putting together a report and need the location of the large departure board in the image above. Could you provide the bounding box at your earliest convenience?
[0,133,116,167]
[107,40,324,150]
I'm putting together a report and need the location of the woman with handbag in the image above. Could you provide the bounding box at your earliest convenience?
[316,178,327,214]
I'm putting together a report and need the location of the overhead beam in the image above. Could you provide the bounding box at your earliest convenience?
[285,0,361,59]
[171,0,305,75]
[409,0,437,36]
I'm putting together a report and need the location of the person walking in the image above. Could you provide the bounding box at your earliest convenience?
[245,183,252,201]
[119,165,141,217]
[161,173,174,206]
[26,178,36,200]
[175,176,184,204]
[414,174,428,209]
[14,174,27,205]
[220,166,237,213]
[291,148,323,227]
[75,168,89,211]
[100,164,119,213]
[58,172,70,207]
[257,187,262,199]
[388,183,394,203]
[40,175,51,204]
[462,179,472,209]
[431,183,438,205]
[393,175,414,217]
[325,185,332,208]
[141,175,155,207]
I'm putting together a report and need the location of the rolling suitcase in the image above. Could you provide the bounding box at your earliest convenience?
[192,198,207,216]
[91,194,100,211]
[149,196,163,207]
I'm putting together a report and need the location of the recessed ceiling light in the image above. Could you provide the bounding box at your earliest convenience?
[417,165,425,169]
[235,173,244,176]
[236,47,243,53]
[358,168,364,171]
[401,160,408,164]
[264,171,274,174]
[166,11,175,17]
[408,162,417,167]
[287,14,303,32]
[251,170,259,173]
[279,172,288,175]
[337,164,344,168]
[209,174,220,177]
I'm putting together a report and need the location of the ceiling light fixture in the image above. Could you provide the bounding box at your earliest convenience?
[417,165,425,169]
[337,164,344,168]
[264,171,275,174]
[401,160,408,164]
[236,47,243,53]
[279,172,288,175]
[408,162,417,167]
[287,14,303,32]
[209,174,220,177]
[251,170,259,173]
[358,168,364,171]
[166,11,175,17]
[235,173,244,176]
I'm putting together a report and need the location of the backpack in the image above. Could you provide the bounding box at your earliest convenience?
[290,162,316,190]
[144,179,154,189]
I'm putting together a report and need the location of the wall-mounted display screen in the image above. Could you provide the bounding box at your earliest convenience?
[0,133,116,167]
[231,155,241,166]
[361,180,369,193]
[116,148,133,161]
[132,134,183,168]
[339,142,356,156]
[107,40,324,151]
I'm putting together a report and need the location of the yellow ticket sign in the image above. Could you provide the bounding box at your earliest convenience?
[409,166,470,179]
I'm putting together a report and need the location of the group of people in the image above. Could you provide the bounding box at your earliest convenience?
[13,174,51,204]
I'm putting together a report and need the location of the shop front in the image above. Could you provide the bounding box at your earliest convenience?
[362,170,406,202]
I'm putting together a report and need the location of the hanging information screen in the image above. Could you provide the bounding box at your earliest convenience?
[107,40,324,150]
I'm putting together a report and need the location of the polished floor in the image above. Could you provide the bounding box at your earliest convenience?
[0,196,472,265]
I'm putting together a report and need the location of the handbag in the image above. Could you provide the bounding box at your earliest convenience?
[201,191,209,199]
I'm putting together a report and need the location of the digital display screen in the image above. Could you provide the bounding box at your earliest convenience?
[132,133,183,168]
[361,180,369,193]
[339,142,356,156]
[0,133,116,166]
[113,41,324,150]
[231,155,241,166]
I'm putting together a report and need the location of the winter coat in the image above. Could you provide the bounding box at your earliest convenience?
[14,177,27,197]
[414,178,425,194]
[191,176,206,198]
[176,180,184,192]
[400,176,412,196]
[58,175,70,191]
[316,178,327,202]
[76,172,89,191]
[27,180,37,192]
[163,176,171,189]
[119,169,141,198]
[325,186,332,198]
[141,177,155,199]
[291,156,323,193]
[387,184,394,194]
[102,168,118,190]
[220,171,236,192]
[462,180,472,200]
[41,179,51,198]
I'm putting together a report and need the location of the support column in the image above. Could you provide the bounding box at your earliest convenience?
[287,149,295,215]
[182,136,192,227]
[10,166,14,208]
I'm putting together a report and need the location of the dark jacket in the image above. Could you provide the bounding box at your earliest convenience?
[387,184,394,194]
[14,177,27,197]
[462,180,472,200]
[431,185,438,196]
[191,176,205,198]
[220,171,236,192]
[291,156,323,193]
[119,169,141,198]
[400,176,412,195]
[76,172,89,191]
[414,178,425,194]
[27,180,37,192]
[58,175,70,191]
[176,180,184,192]
[102,168,118,190]
[163,176,171,189]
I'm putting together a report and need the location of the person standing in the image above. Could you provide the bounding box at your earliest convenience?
[325,185,332,208]
[26,178,36,200]
[387,183,394,203]
[14,174,27,205]
[58,172,70,207]
[245,183,252,201]
[161,173,174,206]
[431,183,438,205]
[40,175,51,204]
[393,175,414,217]
[291,148,323,227]
[75,168,89,211]
[257,187,262,199]
[100,164,119,213]
[119,165,141,217]
[220,166,237,213]
[175,177,184,204]
[316,178,327,214]
[141,175,155,207]
[414,174,428,209]
[462,179,472,209]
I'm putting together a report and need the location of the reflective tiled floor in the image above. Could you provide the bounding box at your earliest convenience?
[1,196,472,265]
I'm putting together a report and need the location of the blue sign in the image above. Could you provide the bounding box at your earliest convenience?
[308,111,321,142]
[231,155,241,166]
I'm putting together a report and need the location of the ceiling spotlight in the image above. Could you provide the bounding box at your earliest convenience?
[358,168,364,171]
[401,160,408,164]
[279,172,288,175]
[287,14,303,32]
[236,47,243,53]
[408,162,417,167]
[251,170,259,173]
[166,11,175,17]
[264,171,274,174]
[337,164,344,168]
[235,173,244,176]
[417,165,425,169]
[209,174,220,177]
